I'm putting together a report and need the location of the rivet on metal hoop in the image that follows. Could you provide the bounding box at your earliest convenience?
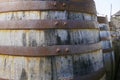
[63,22,67,26]
[65,48,69,52]
[53,2,57,6]
[56,48,61,53]
[55,21,59,26]
[62,3,66,7]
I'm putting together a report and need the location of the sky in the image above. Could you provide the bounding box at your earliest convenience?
[94,0,120,20]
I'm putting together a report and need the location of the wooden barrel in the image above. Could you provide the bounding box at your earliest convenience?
[0,0,105,80]
[98,16,115,80]
[110,21,120,80]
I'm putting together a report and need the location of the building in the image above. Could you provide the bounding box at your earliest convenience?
[110,10,120,39]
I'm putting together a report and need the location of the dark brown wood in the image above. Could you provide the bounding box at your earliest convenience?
[73,67,105,80]
[0,20,98,30]
[0,1,96,14]
[0,42,101,57]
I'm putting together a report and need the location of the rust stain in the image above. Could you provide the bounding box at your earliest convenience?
[0,42,101,57]
[0,1,96,14]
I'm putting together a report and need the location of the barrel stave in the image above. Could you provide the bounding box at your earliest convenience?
[0,0,105,80]
[98,16,115,80]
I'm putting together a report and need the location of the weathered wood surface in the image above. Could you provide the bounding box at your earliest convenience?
[0,11,103,80]
[98,17,115,80]
[0,0,105,80]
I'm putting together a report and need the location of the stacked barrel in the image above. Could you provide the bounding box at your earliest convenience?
[0,0,105,80]
[110,21,120,80]
[98,16,115,80]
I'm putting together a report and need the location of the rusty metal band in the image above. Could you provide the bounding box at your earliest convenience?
[97,16,108,24]
[73,67,105,80]
[0,0,94,2]
[0,1,96,14]
[103,48,113,53]
[0,42,101,57]
[71,0,95,3]
[100,37,111,41]
[0,20,98,30]
[0,78,9,80]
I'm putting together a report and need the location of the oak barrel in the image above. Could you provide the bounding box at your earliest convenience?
[98,16,115,80]
[0,0,105,80]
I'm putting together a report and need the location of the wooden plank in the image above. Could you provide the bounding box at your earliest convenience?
[0,11,97,21]
[0,1,104,80]
[0,11,104,80]
[69,12,104,78]
[98,19,114,80]
[0,10,52,80]
[42,11,74,80]
[103,52,113,80]
[69,29,99,44]
[100,31,111,39]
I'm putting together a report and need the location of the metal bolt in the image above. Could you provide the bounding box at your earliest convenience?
[65,48,69,52]
[62,3,66,7]
[53,2,57,6]
[56,48,61,53]
[63,22,67,26]
[55,21,59,25]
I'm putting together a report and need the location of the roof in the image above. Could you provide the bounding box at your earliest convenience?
[114,10,120,16]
